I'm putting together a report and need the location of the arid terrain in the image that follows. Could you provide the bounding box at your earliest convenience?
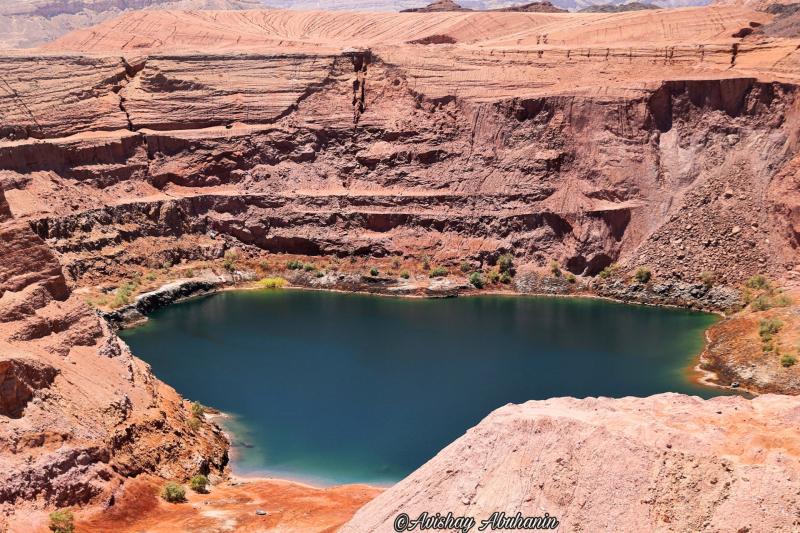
[2,1,800,531]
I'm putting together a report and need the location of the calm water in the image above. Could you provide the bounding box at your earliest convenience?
[121,290,721,485]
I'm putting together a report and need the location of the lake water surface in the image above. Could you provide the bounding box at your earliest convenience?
[121,289,721,485]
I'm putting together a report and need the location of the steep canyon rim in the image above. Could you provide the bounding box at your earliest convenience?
[2,2,800,531]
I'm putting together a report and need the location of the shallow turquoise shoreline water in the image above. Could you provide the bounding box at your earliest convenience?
[121,289,722,485]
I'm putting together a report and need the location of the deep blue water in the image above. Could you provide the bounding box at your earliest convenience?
[120,289,721,485]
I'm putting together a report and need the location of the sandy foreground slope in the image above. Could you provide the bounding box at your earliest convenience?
[1,4,800,532]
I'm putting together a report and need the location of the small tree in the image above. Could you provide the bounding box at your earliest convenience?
[161,482,186,503]
[190,474,209,493]
[469,272,483,289]
[49,510,75,533]
[634,267,652,284]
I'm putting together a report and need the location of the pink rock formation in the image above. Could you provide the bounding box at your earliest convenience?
[344,393,800,532]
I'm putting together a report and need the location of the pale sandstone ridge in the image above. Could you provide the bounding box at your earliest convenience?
[344,393,800,532]
[0,0,265,49]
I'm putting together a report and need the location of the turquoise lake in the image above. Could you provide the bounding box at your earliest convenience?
[120,289,722,486]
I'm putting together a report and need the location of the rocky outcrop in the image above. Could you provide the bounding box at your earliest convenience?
[0,218,228,530]
[343,393,800,532]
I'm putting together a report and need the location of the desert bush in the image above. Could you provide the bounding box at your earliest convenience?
[751,294,773,311]
[598,263,620,279]
[399,271,410,279]
[421,255,431,271]
[429,266,448,278]
[700,271,715,288]
[759,318,783,339]
[498,254,514,274]
[566,273,576,284]
[112,281,137,308]
[222,251,239,272]
[634,267,652,284]
[486,269,500,284]
[191,402,205,417]
[188,416,201,431]
[469,272,484,288]
[190,474,209,493]
[258,277,287,289]
[460,261,473,273]
[391,259,401,269]
[549,261,561,278]
[49,510,75,533]
[370,267,379,277]
[773,292,792,307]
[303,263,316,272]
[161,482,186,503]
[500,272,512,284]
[286,259,303,270]
[781,354,797,367]
[745,275,770,290]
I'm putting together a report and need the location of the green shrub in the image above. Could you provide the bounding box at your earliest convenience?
[498,254,514,274]
[286,259,303,270]
[315,271,324,278]
[486,269,500,284]
[49,510,75,533]
[598,263,619,279]
[500,272,512,284]
[469,272,483,289]
[759,318,783,338]
[370,267,379,277]
[745,275,770,290]
[112,281,137,308]
[566,273,576,284]
[421,255,431,271]
[460,261,473,273]
[751,294,773,311]
[700,271,715,288]
[303,263,316,272]
[549,261,561,278]
[773,292,792,307]
[188,416,201,431]
[781,354,797,367]
[258,277,287,289]
[161,482,186,503]
[145,271,157,282]
[634,267,652,284]
[222,251,239,272]
[399,271,410,279]
[429,266,448,278]
[190,474,209,493]
[191,402,205,418]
